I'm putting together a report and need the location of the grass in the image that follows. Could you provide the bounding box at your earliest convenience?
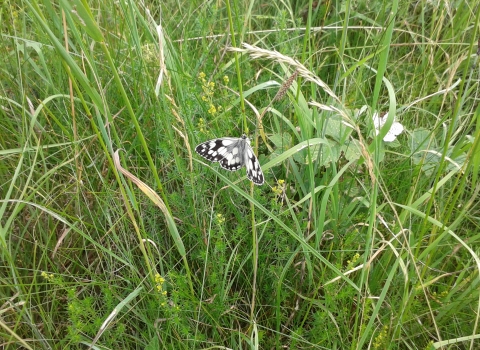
[1,0,480,349]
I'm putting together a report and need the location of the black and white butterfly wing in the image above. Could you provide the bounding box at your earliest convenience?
[195,137,244,168]
[217,138,246,171]
[195,135,264,185]
[244,144,264,185]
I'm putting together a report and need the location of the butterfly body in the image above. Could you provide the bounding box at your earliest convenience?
[195,134,264,185]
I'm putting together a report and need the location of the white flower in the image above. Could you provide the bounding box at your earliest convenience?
[372,112,404,142]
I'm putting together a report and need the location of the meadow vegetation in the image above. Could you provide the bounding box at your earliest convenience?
[1,0,480,349]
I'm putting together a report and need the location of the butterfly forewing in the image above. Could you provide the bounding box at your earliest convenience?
[195,138,236,162]
[195,135,264,185]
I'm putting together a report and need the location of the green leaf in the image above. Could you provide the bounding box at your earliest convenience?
[342,139,362,162]
[60,0,104,42]
[269,132,292,149]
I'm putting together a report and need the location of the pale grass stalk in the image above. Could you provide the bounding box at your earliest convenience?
[229,43,340,103]
[165,95,193,170]
[172,125,193,171]
[140,0,169,94]
[401,78,461,112]
[309,101,355,128]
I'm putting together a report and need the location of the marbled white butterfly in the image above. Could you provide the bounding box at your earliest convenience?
[195,134,264,185]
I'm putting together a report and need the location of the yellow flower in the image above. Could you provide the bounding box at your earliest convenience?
[155,273,166,294]
[41,271,54,281]
[346,253,360,269]
[155,273,165,284]
[373,325,389,349]
[223,76,229,84]
[199,72,206,79]
[208,104,217,115]
[272,186,282,196]
[197,118,206,134]
[215,213,225,224]
[272,180,285,196]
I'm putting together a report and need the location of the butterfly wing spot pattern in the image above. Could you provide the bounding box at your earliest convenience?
[195,134,264,185]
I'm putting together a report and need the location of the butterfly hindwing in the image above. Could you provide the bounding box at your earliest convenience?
[195,134,264,185]
[245,146,264,185]
[219,153,243,171]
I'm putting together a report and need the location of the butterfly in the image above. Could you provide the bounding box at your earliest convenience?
[195,134,264,185]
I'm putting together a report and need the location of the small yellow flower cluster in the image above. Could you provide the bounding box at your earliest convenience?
[208,104,217,115]
[431,290,448,302]
[215,213,225,224]
[41,271,54,281]
[155,273,167,299]
[199,72,214,99]
[272,179,285,196]
[372,325,389,349]
[197,118,206,134]
[346,253,360,270]
[198,72,224,116]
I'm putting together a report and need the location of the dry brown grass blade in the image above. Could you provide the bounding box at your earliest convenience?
[113,150,169,215]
